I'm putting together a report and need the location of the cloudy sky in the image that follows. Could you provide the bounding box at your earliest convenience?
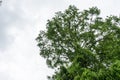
[0,0,120,80]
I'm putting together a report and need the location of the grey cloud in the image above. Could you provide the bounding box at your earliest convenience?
[0,9,17,50]
[0,72,13,80]
[0,0,66,50]
[0,1,29,50]
[0,10,13,50]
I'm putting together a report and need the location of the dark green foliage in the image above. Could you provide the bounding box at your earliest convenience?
[36,5,120,80]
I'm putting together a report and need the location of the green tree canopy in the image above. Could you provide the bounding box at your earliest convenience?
[36,5,120,80]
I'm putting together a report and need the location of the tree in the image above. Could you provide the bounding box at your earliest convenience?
[36,5,120,80]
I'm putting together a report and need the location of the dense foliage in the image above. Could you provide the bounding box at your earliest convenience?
[36,5,120,80]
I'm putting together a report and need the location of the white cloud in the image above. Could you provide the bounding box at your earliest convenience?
[0,26,54,80]
[0,0,120,80]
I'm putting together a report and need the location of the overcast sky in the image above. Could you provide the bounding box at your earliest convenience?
[0,0,120,80]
